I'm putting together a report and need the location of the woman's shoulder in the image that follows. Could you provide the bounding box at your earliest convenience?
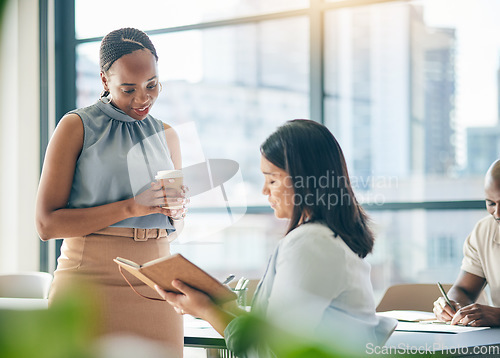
[282,222,337,249]
[282,222,363,258]
[287,221,334,237]
[56,112,84,131]
[66,102,109,131]
[277,222,353,269]
[69,102,101,117]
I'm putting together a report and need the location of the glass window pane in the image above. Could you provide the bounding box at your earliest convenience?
[367,209,487,300]
[75,0,309,39]
[76,17,310,208]
[171,213,287,280]
[155,18,310,208]
[76,42,101,108]
[324,0,500,202]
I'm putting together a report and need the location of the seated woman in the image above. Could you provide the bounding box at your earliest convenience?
[156,119,395,356]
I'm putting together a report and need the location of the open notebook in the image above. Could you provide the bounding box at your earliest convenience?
[114,253,237,304]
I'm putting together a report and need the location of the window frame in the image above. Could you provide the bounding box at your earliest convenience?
[40,0,486,271]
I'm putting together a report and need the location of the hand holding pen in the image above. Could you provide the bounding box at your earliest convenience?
[433,282,461,323]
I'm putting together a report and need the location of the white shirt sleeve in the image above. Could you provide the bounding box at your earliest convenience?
[265,224,346,334]
[461,221,486,278]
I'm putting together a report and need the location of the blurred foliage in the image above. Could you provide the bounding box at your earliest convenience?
[0,285,101,358]
[231,314,431,358]
[231,314,348,358]
[0,0,6,28]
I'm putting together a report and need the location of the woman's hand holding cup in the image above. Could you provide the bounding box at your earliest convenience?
[164,185,189,220]
[155,170,189,220]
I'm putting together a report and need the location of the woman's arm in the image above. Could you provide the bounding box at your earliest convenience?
[155,280,239,336]
[35,114,171,240]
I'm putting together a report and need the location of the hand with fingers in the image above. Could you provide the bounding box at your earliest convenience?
[131,181,175,217]
[165,185,189,221]
[155,279,215,319]
[450,304,500,327]
[433,296,461,322]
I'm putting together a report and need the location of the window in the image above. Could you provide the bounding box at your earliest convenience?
[48,0,500,298]
[323,0,500,296]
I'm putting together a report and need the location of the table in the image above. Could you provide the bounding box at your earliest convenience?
[3,301,497,356]
[385,328,500,356]
[184,315,226,349]
[184,315,500,357]
[0,297,48,310]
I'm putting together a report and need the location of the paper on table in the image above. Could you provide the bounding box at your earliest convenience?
[184,315,213,329]
[377,310,437,322]
[395,321,491,333]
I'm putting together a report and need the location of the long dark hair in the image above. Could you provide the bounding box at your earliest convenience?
[260,119,374,258]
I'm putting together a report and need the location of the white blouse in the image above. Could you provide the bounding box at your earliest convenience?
[253,222,393,349]
[225,222,395,356]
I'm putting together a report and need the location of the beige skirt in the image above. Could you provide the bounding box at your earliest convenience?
[48,227,183,356]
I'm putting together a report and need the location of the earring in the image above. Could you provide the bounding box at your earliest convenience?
[99,89,111,104]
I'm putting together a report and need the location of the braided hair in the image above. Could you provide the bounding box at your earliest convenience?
[99,28,158,97]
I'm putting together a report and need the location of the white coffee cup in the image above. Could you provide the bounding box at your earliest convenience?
[155,170,184,209]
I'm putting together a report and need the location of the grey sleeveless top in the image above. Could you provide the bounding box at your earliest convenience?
[67,100,175,230]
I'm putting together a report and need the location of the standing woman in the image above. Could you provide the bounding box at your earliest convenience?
[36,28,186,354]
[157,120,395,356]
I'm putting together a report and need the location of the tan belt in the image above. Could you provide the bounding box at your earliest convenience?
[95,227,168,241]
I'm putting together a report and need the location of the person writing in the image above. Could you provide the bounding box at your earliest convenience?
[433,159,500,327]
[156,119,396,356]
[35,28,186,354]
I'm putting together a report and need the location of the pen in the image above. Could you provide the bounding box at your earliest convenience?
[437,282,455,313]
[222,274,235,285]
[240,279,249,290]
[235,277,245,290]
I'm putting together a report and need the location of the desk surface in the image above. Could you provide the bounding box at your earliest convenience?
[0,298,48,310]
[184,315,226,349]
[2,301,498,355]
[386,328,500,354]
[184,315,500,354]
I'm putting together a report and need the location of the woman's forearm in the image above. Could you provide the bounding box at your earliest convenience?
[203,306,239,337]
[36,199,137,240]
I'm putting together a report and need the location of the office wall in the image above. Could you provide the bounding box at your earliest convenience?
[0,0,40,272]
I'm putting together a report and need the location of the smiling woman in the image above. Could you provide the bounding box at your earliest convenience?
[101,49,160,120]
[99,28,160,121]
[35,28,187,355]
[156,120,396,357]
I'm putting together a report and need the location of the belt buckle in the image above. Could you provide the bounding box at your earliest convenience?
[133,228,148,242]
